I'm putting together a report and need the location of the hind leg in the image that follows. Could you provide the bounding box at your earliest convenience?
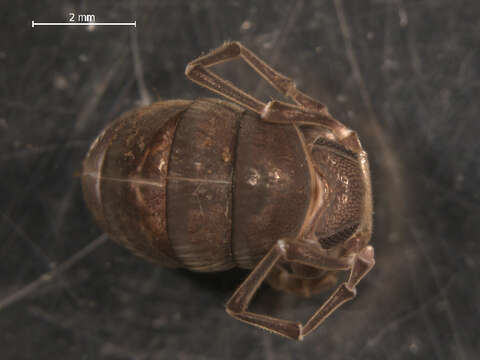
[267,266,338,298]
[225,239,374,340]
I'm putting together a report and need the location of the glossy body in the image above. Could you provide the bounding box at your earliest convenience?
[82,98,310,271]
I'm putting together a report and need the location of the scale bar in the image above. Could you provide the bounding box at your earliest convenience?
[32,21,136,28]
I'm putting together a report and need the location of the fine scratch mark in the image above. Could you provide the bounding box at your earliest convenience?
[0,141,89,162]
[27,305,146,360]
[267,0,304,66]
[2,213,83,311]
[333,1,464,356]
[334,0,407,243]
[2,214,53,271]
[420,174,480,211]
[130,27,152,106]
[334,0,401,149]
[74,50,128,133]
[0,234,108,311]
[360,305,422,354]
[403,2,436,140]
[404,226,447,360]
[334,0,375,117]
[357,269,458,356]
[410,226,467,360]
[253,0,304,98]
[52,183,76,240]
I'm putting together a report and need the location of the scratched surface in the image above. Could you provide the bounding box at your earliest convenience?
[1,1,479,359]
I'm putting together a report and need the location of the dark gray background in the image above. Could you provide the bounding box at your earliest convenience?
[1,0,479,359]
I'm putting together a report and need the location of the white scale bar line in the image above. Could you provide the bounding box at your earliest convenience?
[32,21,136,28]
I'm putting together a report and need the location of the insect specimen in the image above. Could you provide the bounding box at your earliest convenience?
[81,42,375,340]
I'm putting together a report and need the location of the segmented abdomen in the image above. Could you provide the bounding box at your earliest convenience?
[82,99,310,272]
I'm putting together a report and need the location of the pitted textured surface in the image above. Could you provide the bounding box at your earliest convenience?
[311,144,364,247]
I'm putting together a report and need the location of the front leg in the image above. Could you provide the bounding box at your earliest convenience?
[186,43,364,154]
[186,41,327,112]
[261,100,359,150]
[186,43,360,153]
[226,240,375,340]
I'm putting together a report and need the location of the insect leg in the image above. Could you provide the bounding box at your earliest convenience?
[185,51,266,114]
[266,266,338,298]
[300,245,375,337]
[187,42,326,112]
[186,43,361,152]
[261,100,358,147]
[226,240,302,340]
[226,239,374,339]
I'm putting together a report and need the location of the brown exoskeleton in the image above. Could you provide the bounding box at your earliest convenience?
[81,42,375,340]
